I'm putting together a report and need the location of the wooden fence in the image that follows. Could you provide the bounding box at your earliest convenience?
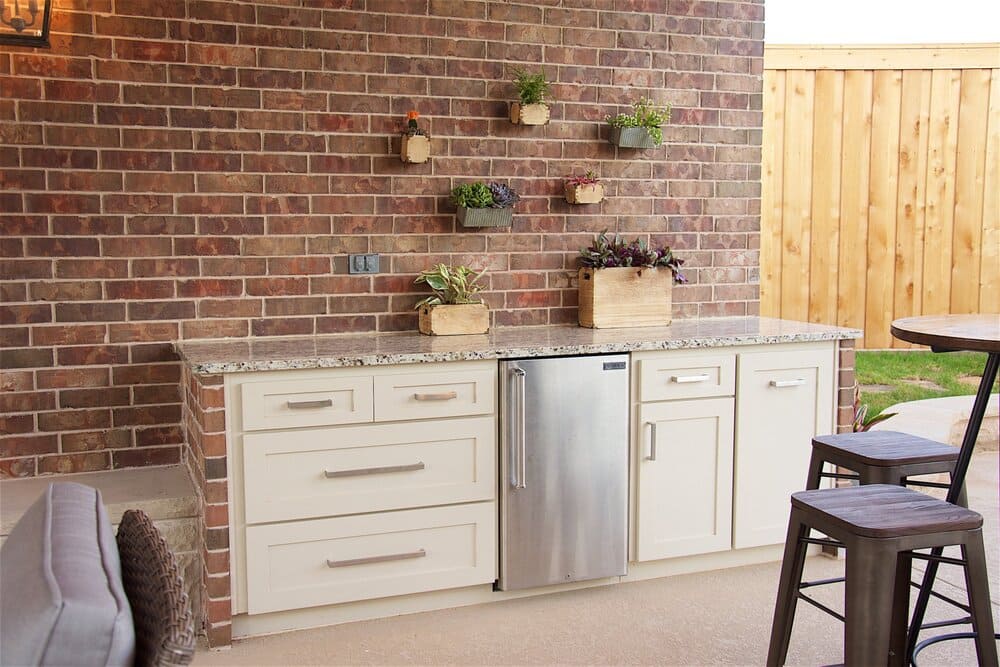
[761,45,999,348]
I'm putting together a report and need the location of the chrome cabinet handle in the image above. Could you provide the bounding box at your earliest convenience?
[512,367,527,490]
[413,391,458,401]
[646,421,657,461]
[324,462,425,479]
[769,379,806,388]
[286,398,333,409]
[671,374,710,384]
[326,549,426,568]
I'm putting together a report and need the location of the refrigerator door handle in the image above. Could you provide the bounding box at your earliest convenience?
[511,366,527,489]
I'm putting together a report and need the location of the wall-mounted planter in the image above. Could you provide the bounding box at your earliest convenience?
[608,126,660,149]
[456,206,513,228]
[578,266,672,329]
[509,102,550,126]
[400,134,430,163]
[565,183,604,205]
[418,303,489,336]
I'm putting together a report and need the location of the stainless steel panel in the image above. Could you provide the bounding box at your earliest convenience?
[499,354,630,591]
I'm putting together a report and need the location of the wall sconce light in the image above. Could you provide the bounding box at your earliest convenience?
[0,0,52,47]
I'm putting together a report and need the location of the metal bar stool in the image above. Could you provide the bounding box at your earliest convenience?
[766,484,996,666]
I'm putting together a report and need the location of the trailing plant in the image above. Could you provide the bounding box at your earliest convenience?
[402,110,427,137]
[451,181,520,209]
[605,97,671,145]
[510,66,552,105]
[579,231,687,284]
[565,171,600,187]
[413,263,486,308]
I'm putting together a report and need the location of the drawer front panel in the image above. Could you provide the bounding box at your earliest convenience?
[374,368,495,422]
[638,353,735,401]
[241,376,373,431]
[242,417,496,523]
[245,503,497,614]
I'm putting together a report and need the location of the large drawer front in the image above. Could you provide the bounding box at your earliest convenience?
[245,503,497,614]
[374,368,495,422]
[241,375,374,431]
[637,352,736,402]
[242,416,496,523]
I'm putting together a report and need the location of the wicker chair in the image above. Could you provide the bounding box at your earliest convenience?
[115,509,196,667]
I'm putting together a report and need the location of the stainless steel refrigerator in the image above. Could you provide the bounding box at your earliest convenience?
[498,354,630,591]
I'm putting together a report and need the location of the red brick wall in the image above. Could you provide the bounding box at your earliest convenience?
[1,1,765,478]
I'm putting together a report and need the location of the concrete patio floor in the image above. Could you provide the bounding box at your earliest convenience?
[199,398,999,666]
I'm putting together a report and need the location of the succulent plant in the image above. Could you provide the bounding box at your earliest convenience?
[579,230,687,284]
[606,97,671,145]
[488,182,520,209]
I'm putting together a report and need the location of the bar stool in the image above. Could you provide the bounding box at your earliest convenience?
[766,484,997,667]
[807,431,963,501]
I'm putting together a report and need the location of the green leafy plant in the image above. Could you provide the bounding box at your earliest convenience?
[511,66,552,105]
[579,231,686,284]
[852,385,896,432]
[451,181,520,209]
[413,263,486,308]
[605,97,671,145]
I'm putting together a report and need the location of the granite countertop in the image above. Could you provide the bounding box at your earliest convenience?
[175,317,861,375]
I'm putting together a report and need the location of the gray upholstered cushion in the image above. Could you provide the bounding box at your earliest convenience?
[0,482,135,666]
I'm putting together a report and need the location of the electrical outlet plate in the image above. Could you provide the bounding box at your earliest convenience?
[348,253,380,274]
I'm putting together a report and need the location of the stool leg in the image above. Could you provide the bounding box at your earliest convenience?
[888,552,912,667]
[962,530,999,667]
[805,452,825,490]
[767,508,810,667]
[845,538,898,667]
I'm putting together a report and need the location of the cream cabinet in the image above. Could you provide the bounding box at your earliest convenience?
[633,351,737,561]
[229,360,498,616]
[732,345,834,549]
[632,342,836,562]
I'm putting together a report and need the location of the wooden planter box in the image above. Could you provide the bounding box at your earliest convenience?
[608,126,660,149]
[418,303,489,336]
[456,206,513,228]
[578,267,672,329]
[509,103,550,126]
[565,182,604,205]
[400,134,430,163]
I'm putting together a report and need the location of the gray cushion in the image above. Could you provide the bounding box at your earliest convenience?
[0,482,135,666]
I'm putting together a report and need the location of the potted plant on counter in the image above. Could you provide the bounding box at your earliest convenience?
[414,263,489,335]
[509,67,552,126]
[577,231,686,329]
[400,110,430,164]
[564,171,604,205]
[606,97,671,149]
[451,181,520,228]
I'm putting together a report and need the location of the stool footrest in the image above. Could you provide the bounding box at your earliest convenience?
[799,575,845,590]
[801,536,843,549]
[908,581,972,614]
[911,631,1000,667]
[909,551,966,567]
[796,592,845,623]
[819,471,860,481]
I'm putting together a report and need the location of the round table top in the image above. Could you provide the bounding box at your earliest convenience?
[890,314,1000,353]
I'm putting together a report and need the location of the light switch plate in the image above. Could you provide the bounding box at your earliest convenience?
[348,253,380,274]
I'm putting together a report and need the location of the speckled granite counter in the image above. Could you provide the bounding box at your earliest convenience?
[176,317,861,374]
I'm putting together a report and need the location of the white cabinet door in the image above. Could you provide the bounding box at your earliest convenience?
[733,346,834,549]
[635,397,735,561]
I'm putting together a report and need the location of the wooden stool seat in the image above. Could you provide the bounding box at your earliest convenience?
[768,484,997,666]
[812,431,958,467]
[792,485,982,539]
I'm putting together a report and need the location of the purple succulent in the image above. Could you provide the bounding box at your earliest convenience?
[488,182,520,209]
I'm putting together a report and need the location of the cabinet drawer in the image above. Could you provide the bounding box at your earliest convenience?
[242,416,496,523]
[374,368,495,422]
[241,375,373,431]
[637,352,735,401]
[245,503,497,614]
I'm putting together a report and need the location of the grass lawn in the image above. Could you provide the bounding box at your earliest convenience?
[856,350,998,418]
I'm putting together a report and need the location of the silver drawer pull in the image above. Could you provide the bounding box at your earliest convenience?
[413,391,458,401]
[324,462,425,478]
[671,374,710,384]
[286,398,334,409]
[326,548,426,568]
[769,379,806,388]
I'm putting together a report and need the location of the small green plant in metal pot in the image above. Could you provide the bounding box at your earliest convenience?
[450,181,520,227]
[414,263,489,335]
[606,97,671,148]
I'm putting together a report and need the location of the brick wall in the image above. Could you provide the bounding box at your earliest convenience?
[1,0,765,478]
